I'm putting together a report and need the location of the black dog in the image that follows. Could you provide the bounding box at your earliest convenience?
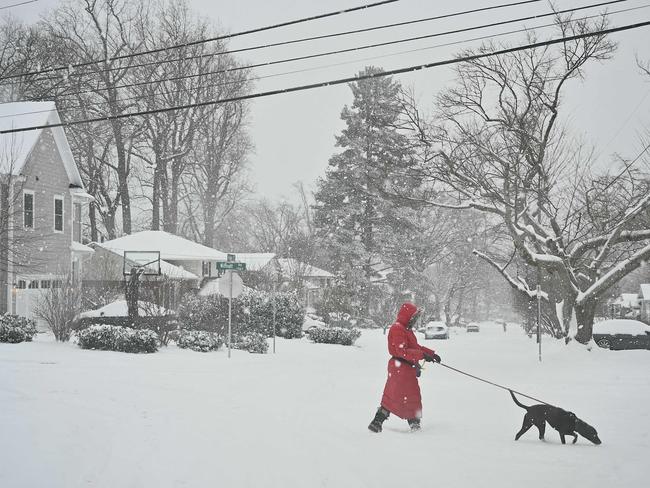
[510,390,601,445]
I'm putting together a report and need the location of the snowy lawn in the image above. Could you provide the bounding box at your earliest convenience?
[1,323,649,487]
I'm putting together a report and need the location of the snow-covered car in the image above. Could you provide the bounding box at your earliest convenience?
[592,319,650,350]
[466,323,480,333]
[424,321,449,340]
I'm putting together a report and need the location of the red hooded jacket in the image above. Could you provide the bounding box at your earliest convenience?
[380,302,436,419]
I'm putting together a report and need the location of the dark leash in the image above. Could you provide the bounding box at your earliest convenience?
[435,361,556,407]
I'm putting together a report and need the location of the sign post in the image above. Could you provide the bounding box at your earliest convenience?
[216,258,246,358]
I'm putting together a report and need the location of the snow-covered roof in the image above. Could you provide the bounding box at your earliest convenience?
[91,242,199,280]
[276,258,333,278]
[100,230,227,262]
[77,300,173,319]
[0,101,84,187]
[70,241,95,255]
[640,284,650,301]
[231,253,276,271]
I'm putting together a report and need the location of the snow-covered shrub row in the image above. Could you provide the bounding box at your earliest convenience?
[232,332,269,354]
[176,330,223,352]
[77,325,158,353]
[177,290,304,339]
[0,315,38,343]
[306,326,361,346]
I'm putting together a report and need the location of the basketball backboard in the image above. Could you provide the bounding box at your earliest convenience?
[123,251,161,276]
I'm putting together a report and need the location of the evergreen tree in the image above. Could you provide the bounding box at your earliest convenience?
[313,67,417,316]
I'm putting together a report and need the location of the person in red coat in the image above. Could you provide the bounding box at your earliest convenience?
[368,302,441,433]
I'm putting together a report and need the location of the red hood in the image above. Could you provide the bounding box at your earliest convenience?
[396,302,419,327]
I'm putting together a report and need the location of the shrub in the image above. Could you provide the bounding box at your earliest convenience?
[73,315,178,346]
[177,290,305,340]
[176,330,223,352]
[240,290,305,339]
[307,326,361,346]
[232,332,268,354]
[77,325,158,353]
[34,278,82,342]
[0,315,37,343]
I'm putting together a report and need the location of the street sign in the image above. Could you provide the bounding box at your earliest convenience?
[218,271,244,299]
[216,261,246,271]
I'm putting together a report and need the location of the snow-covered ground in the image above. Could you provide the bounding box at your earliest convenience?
[1,321,649,487]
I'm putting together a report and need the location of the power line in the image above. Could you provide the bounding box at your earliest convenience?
[1,3,645,121]
[0,0,38,11]
[5,3,642,121]
[2,19,649,135]
[5,0,547,83]
[8,0,627,97]
[1,0,403,81]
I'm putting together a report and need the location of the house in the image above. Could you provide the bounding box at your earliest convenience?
[639,284,650,323]
[83,230,225,307]
[0,101,94,319]
[271,258,334,308]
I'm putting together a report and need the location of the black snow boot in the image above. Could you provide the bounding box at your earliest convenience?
[408,418,421,432]
[368,407,390,433]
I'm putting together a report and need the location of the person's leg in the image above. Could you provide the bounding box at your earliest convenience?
[407,418,421,431]
[368,407,390,433]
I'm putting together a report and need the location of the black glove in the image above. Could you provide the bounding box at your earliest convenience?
[424,353,441,363]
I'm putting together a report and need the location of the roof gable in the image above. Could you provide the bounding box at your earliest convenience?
[0,101,84,187]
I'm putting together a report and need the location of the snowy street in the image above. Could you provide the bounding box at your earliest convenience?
[1,323,648,488]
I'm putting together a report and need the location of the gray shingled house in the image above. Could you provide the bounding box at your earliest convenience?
[0,101,94,319]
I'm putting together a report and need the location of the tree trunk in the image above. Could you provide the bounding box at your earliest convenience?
[89,202,98,242]
[574,300,596,344]
[152,163,162,231]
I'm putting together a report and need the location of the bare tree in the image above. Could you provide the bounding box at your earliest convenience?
[400,16,650,343]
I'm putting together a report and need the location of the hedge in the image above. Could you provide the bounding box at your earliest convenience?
[0,315,37,343]
[77,325,158,353]
[306,326,361,346]
[177,290,304,339]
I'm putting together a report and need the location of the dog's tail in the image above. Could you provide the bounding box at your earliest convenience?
[509,390,529,410]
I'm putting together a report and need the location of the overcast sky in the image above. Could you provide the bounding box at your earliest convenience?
[11,0,650,201]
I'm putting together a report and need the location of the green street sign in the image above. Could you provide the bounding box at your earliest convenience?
[216,261,247,271]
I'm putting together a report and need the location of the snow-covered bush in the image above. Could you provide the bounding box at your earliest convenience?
[176,330,223,352]
[232,332,268,354]
[240,290,305,339]
[77,325,158,353]
[177,290,304,339]
[0,315,37,343]
[306,326,361,346]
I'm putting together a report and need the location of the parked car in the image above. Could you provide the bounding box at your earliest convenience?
[593,319,650,350]
[424,321,449,340]
[466,322,480,333]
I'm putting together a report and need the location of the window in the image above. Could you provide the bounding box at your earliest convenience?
[202,261,211,277]
[73,203,82,242]
[54,197,64,232]
[28,280,39,289]
[40,280,51,289]
[52,280,62,289]
[17,280,27,289]
[23,192,34,229]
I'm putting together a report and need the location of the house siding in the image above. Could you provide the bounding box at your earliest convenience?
[10,128,73,277]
